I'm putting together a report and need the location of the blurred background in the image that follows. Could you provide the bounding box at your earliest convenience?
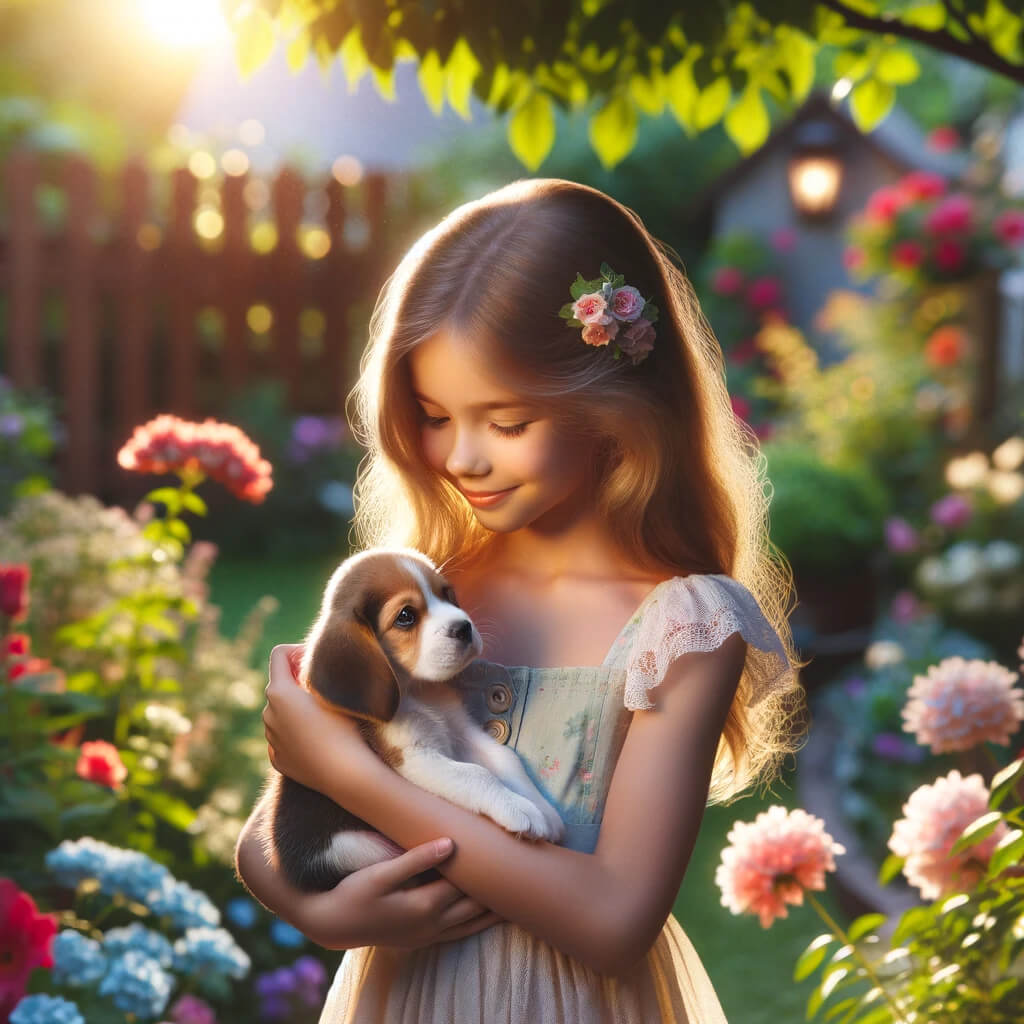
[1,2,1023,1022]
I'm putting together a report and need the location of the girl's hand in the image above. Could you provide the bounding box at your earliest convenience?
[301,840,505,950]
[263,643,375,799]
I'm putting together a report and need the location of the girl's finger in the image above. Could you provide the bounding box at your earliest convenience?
[269,643,304,683]
[434,894,492,930]
[434,910,503,944]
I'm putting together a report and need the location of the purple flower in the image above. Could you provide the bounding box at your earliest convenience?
[293,954,326,988]
[256,966,297,999]
[884,517,919,554]
[890,590,922,624]
[930,493,972,530]
[843,676,867,699]
[0,413,24,438]
[872,733,907,760]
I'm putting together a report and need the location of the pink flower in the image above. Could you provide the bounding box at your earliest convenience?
[930,492,972,529]
[892,240,924,268]
[901,170,947,201]
[571,292,611,326]
[711,266,744,295]
[609,286,645,321]
[770,227,797,252]
[925,194,973,235]
[884,517,919,554]
[169,993,217,1024]
[995,209,1024,247]
[0,879,57,1020]
[715,806,845,928]
[888,770,1009,898]
[842,246,866,271]
[0,564,30,621]
[616,318,655,364]
[934,238,966,272]
[581,320,617,347]
[730,395,751,421]
[866,186,909,224]
[4,634,29,657]
[890,589,922,624]
[902,656,1024,754]
[928,125,960,152]
[746,277,781,310]
[76,740,128,790]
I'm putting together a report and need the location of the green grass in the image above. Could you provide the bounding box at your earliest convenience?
[209,553,850,1021]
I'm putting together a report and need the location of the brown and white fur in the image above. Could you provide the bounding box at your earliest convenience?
[256,547,565,892]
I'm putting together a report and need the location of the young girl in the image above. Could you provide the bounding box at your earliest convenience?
[237,178,805,1022]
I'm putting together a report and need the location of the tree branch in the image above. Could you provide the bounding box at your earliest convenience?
[816,0,1024,84]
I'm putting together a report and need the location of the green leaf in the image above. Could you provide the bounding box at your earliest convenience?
[849,77,895,131]
[878,851,905,885]
[723,85,770,154]
[588,94,637,169]
[694,77,730,131]
[234,4,277,79]
[874,49,920,84]
[847,912,886,943]
[444,38,481,120]
[988,829,1024,878]
[629,71,665,115]
[340,25,370,93]
[666,51,699,132]
[822,996,858,1022]
[286,28,311,72]
[370,63,396,101]
[134,789,196,830]
[901,3,946,30]
[181,491,207,516]
[775,26,816,101]
[508,88,556,171]
[145,487,183,513]
[794,934,835,981]
[950,810,1005,856]
[892,905,932,946]
[989,757,1024,808]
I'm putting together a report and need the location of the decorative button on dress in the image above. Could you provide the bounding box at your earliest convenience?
[318,574,795,1024]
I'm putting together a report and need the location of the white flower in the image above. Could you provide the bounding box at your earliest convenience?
[984,540,1023,575]
[865,641,905,670]
[992,436,1024,471]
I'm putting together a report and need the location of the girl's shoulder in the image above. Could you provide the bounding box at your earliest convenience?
[623,572,795,710]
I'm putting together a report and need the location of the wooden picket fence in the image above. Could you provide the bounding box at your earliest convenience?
[0,150,403,499]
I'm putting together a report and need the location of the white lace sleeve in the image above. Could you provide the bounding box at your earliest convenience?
[624,574,795,710]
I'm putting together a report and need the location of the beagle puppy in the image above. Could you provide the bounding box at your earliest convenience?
[257,546,565,892]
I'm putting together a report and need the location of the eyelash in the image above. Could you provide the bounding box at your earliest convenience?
[422,416,530,438]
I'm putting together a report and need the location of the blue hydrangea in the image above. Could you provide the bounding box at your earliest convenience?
[103,922,174,968]
[225,896,258,929]
[10,995,85,1024]
[147,878,220,929]
[98,951,173,1020]
[52,929,107,986]
[173,926,251,980]
[270,918,306,948]
[45,838,172,905]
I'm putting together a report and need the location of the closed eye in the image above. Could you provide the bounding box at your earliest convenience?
[421,414,531,438]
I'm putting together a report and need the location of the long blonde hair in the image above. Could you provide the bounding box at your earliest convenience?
[347,178,806,803]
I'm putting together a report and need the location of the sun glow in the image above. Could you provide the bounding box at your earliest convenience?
[138,0,230,50]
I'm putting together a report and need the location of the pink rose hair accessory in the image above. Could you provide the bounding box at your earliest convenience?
[559,262,659,365]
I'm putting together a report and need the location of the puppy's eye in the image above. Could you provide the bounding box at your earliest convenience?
[394,606,418,629]
[443,587,459,607]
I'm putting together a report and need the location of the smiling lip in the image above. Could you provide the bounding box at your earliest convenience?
[460,485,517,507]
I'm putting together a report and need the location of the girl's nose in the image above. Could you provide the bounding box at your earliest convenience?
[446,428,489,478]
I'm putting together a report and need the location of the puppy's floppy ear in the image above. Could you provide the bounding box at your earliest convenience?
[305,614,401,722]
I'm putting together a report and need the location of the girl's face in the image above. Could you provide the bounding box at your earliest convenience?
[407,330,598,533]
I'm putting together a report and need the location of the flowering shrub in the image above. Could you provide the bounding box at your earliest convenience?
[719,638,1024,1022]
[845,170,1024,286]
[0,377,61,517]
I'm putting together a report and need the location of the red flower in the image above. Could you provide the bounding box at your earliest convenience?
[746,276,781,310]
[995,209,1024,247]
[76,740,128,790]
[0,878,56,1020]
[730,395,751,421]
[892,240,924,268]
[927,125,960,152]
[118,414,273,504]
[934,239,966,272]
[900,171,946,201]
[925,194,973,235]
[711,266,744,295]
[3,635,29,657]
[0,566,30,622]
[866,186,909,224]
[925,325,967,367]
[7,658,53,683]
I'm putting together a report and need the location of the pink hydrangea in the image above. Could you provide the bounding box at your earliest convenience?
[888,770,1008,899]
[930,493,972,530]
[934,238,966,272]
[885,517,919,554]
[900,170,947,201]
[571,292,611,326]
[902,656,1024,754]
[866,186,908,224]
[892,241,924,268]
[746,277,781,310]
[925,194,973,235]
[711,266,744,295]
[715,806,845,928]
[995,209,1024,247]
[169,994,217,1024]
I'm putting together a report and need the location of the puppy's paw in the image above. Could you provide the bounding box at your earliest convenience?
[539,801,566,843]
[486,792,552,840]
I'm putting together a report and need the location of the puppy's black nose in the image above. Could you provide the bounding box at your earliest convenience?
[448,619,474,645]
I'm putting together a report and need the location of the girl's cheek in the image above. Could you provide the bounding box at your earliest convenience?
[420,428,447,475]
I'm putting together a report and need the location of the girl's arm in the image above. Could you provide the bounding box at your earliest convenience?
[263,636,747,975]
[234,791,504,950]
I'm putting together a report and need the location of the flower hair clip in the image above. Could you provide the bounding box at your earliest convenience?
[559,262,659,365]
